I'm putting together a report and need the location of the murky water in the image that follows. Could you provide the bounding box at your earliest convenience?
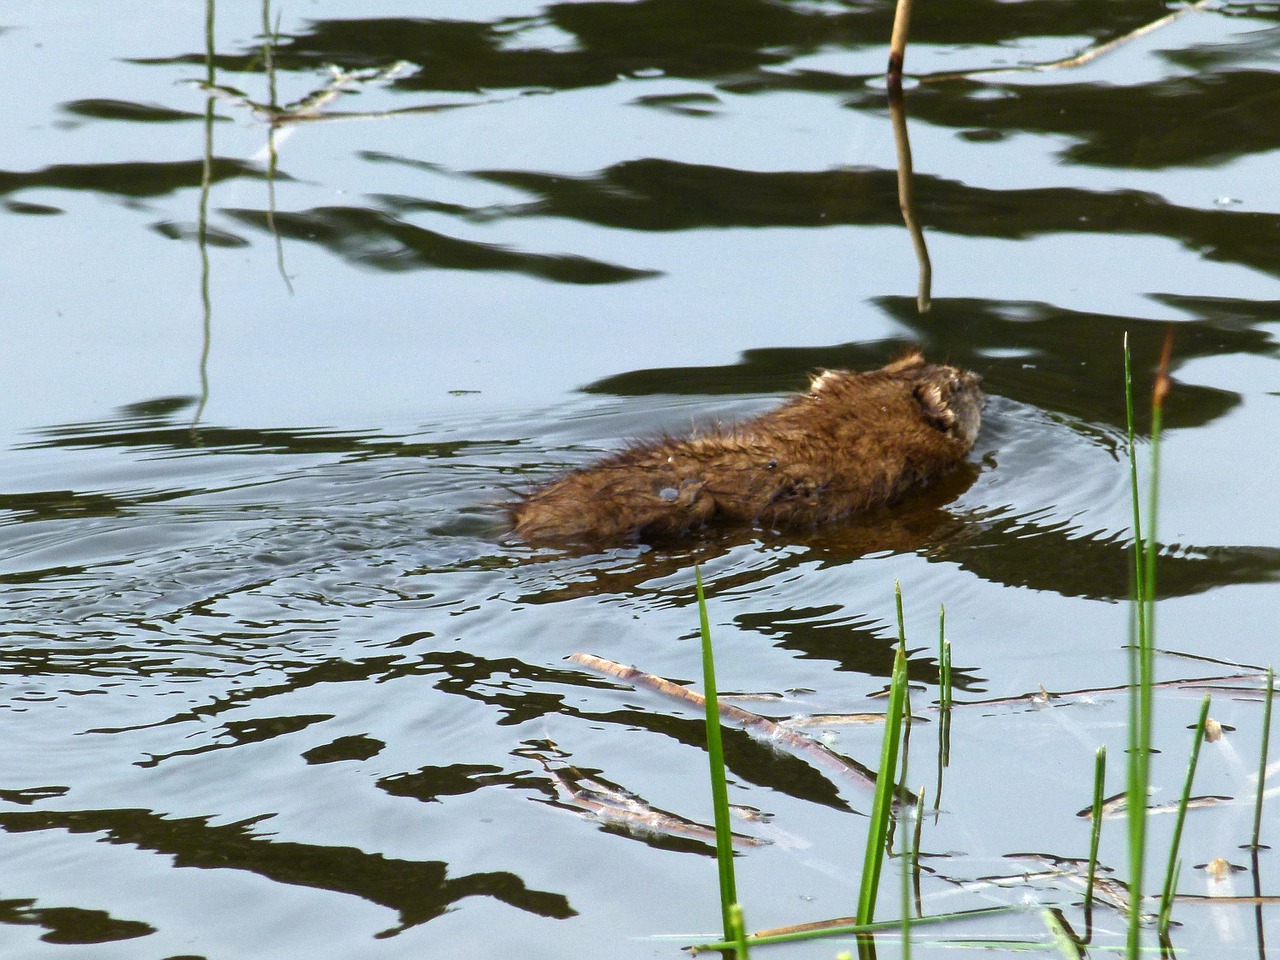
[2,1,1278,957]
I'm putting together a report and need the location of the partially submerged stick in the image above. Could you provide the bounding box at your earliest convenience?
[888,85,932,313]
[570,652,890,795]
[532,752,768,848]
[920,0,1214,83]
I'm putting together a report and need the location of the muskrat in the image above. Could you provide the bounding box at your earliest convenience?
[510,351,983,544]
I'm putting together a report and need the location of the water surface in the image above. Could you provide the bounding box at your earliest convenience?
[2,1,1278,957]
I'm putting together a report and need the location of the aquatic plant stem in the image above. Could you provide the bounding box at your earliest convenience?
[1124,331,1172,957]
[1122,334,1147,958]
[1085,745,1105,930]
[1251,667,1275,851]
[1157,696,1211,934]
[887,84,932,313]
[858,586,910,925]
[887,0,914,80]
[728,903,749,960]
[694,567,738,939]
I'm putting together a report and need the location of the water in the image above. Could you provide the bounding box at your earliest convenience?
[2,2,1279,957]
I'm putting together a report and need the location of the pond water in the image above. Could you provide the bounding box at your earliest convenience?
[2,1,1278,957]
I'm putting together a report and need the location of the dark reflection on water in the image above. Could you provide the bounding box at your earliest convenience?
[5,0,1280,954]
[0,159,263,199]
[0,898,154,945]
[19,396,519,463]
[0,808,576,934]
[585,301,1277,432]
[138,1,1209,91]
[135,714,335,768]
[63,98,214,124]
[443,160,1280,277]
[902,72,1280,168]
[224,205,659,283]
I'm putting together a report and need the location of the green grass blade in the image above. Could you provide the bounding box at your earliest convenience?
[1158,859,1182,938]
[1124,331,1172,958]
[692,905,1017,952]
[695,566,738,938]
[1157,696,1211,935]
[857,585,910,924]
[1251,667,1275,851]
[934,607,949,813]
[1085,745,1106,925]
[1123,333,1148,960]
[728,903,749,960]
[1042,907,1085,959]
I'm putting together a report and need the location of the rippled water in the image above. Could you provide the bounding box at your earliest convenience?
[2,1,1279,957]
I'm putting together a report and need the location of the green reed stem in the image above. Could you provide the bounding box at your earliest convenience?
[857,587,911,925]
[1252,667,1275,851]
[1157,695,1211,934]
[1124,331,1171,958]
[1158,859,1182,941]
[728,903,749,960]
[1123,334,1148,959]
[695,906,1015,952]
[695,566,738,939]
[1085,746,1106,918]
[899,775,911,960]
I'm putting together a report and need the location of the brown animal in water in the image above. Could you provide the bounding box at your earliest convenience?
[510,351,983,544]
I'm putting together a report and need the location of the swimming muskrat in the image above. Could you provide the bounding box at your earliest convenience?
[510,351,984,544]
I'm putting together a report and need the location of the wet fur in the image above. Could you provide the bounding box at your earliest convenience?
[510,352,983,544]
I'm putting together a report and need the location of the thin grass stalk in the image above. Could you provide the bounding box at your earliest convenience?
[1123,334,1147,640]
[932,604,947,812]
[694,905,1014,952]
[1123,333,1148,960]
[912,788,925,916]
[895,581,907,647]
[1157,696,1212,934]
[1251,666,1275,850]
[728,903,749,960]
[1043,907,1085,959]
[1141,334,1172,862]
[899,784,910,960]
[898,679,914,959]
[856,594,911,924]
[695,567,738,939]
[1124,332,1169,957]
[1084,745,1106,932]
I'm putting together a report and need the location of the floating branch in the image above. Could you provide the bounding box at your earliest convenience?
[530,752,768,848]
[570,652,892,795]
[919,0,1214,83]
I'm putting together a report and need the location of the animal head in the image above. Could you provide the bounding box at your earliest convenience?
[810,351,984,448]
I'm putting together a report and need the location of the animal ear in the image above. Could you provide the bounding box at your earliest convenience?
[884,350,926,374]
[808,369,837,393]
[913,382,956,432]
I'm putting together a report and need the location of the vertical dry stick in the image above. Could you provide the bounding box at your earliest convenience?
[888,90,932,312]
[887,0,915,81]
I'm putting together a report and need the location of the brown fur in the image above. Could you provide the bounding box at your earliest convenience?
[510,352,983,544]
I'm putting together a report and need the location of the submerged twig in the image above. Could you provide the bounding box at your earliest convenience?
[531,752,768,848]
[570,653,890,795]
[195,60,487,127]
[919,0,1215,83]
